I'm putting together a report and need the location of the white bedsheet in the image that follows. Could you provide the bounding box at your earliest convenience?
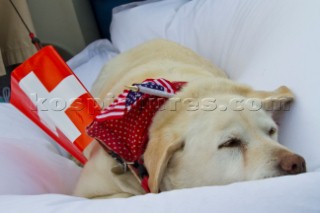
[1,0,320,212]
[2,172,320,213]
[0,104,81,195]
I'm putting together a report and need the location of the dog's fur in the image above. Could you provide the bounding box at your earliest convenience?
[73,40,306,198]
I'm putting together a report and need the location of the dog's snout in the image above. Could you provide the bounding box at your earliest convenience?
[279,154,306,174]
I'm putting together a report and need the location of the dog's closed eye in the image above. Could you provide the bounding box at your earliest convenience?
[268,127,277,136]
[218,138,243,149]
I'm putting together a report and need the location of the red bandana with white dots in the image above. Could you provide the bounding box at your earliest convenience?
[86,79,185,163]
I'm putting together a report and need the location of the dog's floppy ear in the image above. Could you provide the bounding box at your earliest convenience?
[249,86,294,120]
[143,135,183,193]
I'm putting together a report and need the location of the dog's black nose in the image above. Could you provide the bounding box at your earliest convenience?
[279,154,306,174]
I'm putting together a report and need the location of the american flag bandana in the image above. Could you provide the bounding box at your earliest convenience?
[86,78,186,163]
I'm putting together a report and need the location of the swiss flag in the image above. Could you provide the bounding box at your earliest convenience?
[10,46,101,164]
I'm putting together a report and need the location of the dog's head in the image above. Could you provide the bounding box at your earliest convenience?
[144,80,306,193]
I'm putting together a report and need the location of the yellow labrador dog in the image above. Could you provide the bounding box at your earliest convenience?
[73,39,306,198]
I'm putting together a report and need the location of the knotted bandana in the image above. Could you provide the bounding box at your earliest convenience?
[86,78,185,162]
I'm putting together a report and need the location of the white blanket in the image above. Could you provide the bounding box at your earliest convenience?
[1,172,320,213]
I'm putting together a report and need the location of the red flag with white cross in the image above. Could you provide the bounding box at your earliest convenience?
[10,46,101,164]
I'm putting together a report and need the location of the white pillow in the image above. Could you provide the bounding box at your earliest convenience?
[67,39,118,90]
[111,0,189,52]
[110,0,320,170]
[0,103,81,195]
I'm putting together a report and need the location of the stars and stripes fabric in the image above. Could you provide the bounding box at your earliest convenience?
[95,78,177,122]
[86,79,185,163]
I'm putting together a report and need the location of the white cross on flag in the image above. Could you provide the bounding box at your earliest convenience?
[10,46,101,164]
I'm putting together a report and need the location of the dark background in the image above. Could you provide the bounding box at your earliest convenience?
[0,0,145,102]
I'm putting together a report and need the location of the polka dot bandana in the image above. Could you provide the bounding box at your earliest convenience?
[86,79,186,162]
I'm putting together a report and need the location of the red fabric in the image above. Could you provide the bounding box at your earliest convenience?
[141,176,150,193]
[10,46,100,164]
[87,79,185,162]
